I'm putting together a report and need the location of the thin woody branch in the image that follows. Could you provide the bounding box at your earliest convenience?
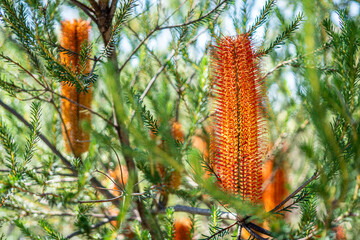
[68,0,97,23]
[66,217,116,239]
[156,205,237,220]
[157,0,229,31]
[118,0,229,73]
[271,171,319,213]
[0,98,119,204]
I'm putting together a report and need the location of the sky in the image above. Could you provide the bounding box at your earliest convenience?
[59,0,360,110]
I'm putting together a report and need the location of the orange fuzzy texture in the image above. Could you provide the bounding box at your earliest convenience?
[157,164,182,190]
[60,19,92,157]
[262,159,288,211]
[107,165,129,228]
[333,226,346,240]
[168,121,184,189]
[210,34,267,202]
[192,131,213,179]
[171,121,185,142]
[152,120,184,190]
[192,129,209,159]
[174,218,192,240]
[108,165,129,196]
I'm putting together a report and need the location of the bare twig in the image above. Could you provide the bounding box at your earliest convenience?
[86,0,101,13]
[49,89,116,128]
[78,194,124,203]
[236,225,242,240]
[110,145,126,187]
[242,223,269,240]
[118,0,229,74]
[66,216,117,239]
[68,0,97,23]
[109,0,119,21]
[0,54,47,88]
[260,43,329,81]
[94,169,124,192]
[156,205,237,220]
[206,221,238,240]
[157,0,229,31]
[49,98,76,156]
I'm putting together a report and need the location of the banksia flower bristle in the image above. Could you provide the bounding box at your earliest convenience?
[174,218,192,240]
[210,34,268,202]
[60,19,92,157]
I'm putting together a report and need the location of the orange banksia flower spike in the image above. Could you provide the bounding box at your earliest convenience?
[154,119,184,191]
[174,218,192,240]
[210,34,268,202]
[171,121,185,142]
[60,19,92,157]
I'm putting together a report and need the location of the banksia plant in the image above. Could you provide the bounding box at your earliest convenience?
[60,19,92,157]
[3,0,359,239]
[209,34,268,202]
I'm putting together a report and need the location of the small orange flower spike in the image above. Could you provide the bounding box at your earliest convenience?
[157,164,182,189]
[171,121,185,142]
[174,218,192,240]
[108,164,129,196]
[333,225,346,240]
[210,34,268,202]
[60,19,92,157]
[154,120,184,190]
[262,159,288,211]
[107,165,129,228]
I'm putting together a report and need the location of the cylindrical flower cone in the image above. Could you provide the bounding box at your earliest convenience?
[210,34,268,202]
[262,158,288,211]
[174,217,192,240]
[60,19,92,157]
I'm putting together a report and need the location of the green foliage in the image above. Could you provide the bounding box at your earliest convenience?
[0,119,18,173]
[23,102,41,164]
[135,221,152,240]
[101,0,138,58]
[13,219,41,240]
[73,205,94,237]
[259,12,304,55]
[164,207,175,240]
[247,0,276,37]
[39,218,66,240]
[297,193,319,238]
[0,0,93,92]
[201,206,230,240]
